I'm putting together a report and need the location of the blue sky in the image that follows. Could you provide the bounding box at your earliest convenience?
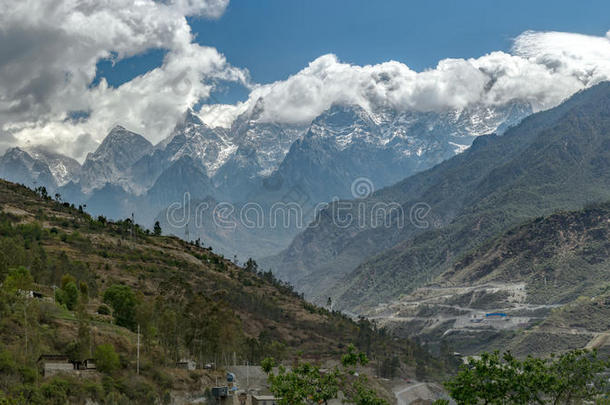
[95,0,610,103]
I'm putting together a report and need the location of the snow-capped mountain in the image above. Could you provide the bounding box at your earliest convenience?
[80,125,153,192]
[0,100,533,262]
[212,99,307,200]
[0,147,57,190]
[159,109,235,176]
[26,146,81,186]
[256,101,532,204]
[128,110,233,194]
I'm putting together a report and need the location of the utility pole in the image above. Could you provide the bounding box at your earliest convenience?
[131,213,135,243]
[24,305,28,361]
[137,324,140,375]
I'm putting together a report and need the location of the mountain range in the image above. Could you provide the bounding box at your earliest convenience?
[264,82,610,313]
[1,80,608,360]
[0,99,531,260]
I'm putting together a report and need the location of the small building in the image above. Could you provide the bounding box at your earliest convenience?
[485,313,508,319]
[176,359,196,370]
[75,358,97,371]
[252,395,279,405]
[212,386,228,398]
[38,355,74,376]
[18,290,44,299]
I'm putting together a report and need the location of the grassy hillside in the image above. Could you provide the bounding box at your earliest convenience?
[0,180,444,404]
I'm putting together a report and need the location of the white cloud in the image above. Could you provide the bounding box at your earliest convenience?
[201,30,610,127]
[1,1,609,162]
[0,0,243,160]
[199,103,249,128]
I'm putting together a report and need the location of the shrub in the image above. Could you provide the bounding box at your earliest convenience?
[97,304,111,315]
[55,280,79,311]
[2,266,34,293]
[62,282,79,310]
[40,378,71,405]
[94,344,119,374]
[103,284,137,330]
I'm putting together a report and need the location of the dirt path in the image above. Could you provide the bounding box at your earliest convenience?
[393,382,450,405]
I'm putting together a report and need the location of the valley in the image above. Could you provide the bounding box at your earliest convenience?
[3,3,610,403]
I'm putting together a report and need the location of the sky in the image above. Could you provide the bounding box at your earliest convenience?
[193,0,610,87]
[1,0,610,160]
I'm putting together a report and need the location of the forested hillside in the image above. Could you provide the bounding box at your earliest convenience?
[0,180,443,404]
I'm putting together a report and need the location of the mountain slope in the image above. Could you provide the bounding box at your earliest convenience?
[443,202,610,303]
[255,102,531,205]
[366,202,610,356]
[26,146,81,186]
[201,101,531,261]
[337,84,610,310]
[146,156,214,206]
[0,179,446,403]
[0,147,57,190]
[265,82,610,307]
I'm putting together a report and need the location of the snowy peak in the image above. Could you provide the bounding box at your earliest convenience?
[26,146,81,186]
[313,104,375,129]
[93,125,153,165]
[2,147,34,165]
[215,103,307,178]
[160,109,236,176]
[267,100,533,204]
[184,108,204,126]
[0,147,57,189]
[80,126,153,191]
[0,146,79,188]
[308,104,379,149]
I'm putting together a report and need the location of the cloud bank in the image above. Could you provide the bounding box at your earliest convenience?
[0,1,609,160]
[202,30,610,127]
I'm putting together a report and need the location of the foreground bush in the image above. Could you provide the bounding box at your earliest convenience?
[436,349,609,404]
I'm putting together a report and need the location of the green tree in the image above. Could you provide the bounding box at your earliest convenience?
[2,266,34,293]
[244,258,258,273]
[263,345,388,405]
[79,281,89,304]
[62,282,79,310]
[54,273,80,310]
[442,350,609,404]
[103,284,137,330]
[75,305,92,361]
[266,361,339,405]
[94,344,119,374]
[153,221,162,236]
